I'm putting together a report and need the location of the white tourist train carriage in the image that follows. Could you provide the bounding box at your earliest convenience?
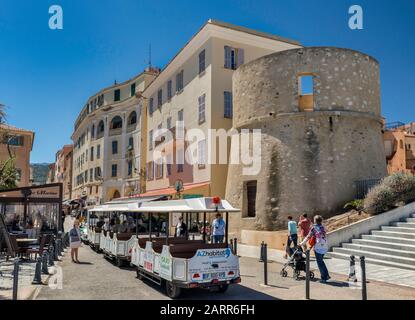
[88,197,161,266]
[128,197,241,299]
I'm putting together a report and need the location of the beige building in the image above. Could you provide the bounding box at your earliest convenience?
[71,68,159,206]
[53,145,73,201]
[0,123,35,187]
[142,19,301,198]
[384,125,415,174]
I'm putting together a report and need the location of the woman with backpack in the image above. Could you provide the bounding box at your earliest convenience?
[300,215,331,283]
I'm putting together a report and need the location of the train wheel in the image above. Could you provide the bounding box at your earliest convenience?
[309,272,315,280]
[166,281,182,299]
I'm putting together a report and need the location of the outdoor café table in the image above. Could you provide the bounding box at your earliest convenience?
[16,238,38,248]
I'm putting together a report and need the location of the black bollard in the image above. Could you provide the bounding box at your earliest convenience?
[360,256,367,300]
[233,238,238,256]
[348,255,357,282]
[42,252,50,275]
[48,246,55,266]
[259,241,265,262]
[12,258,20,300]
[263,243,268,286]
[58,239,63,256]
[32,257,43,285]
[230,239,234,253]
[53,241,59,261]
[305,250,310,300]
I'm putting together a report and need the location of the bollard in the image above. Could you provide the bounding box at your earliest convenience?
[53,241,59,261]
[259,241,265,262]
[348,255,357,282]
[32,257,43,285]
[58,239,63,256]
[305,250,310,300]
[263,243,268,286]
[12,258,19,300]
[360,256,367,300]
[230,239,234,253]
[48,246,55,266]
[42,252,50,275]
[233,238,238,256]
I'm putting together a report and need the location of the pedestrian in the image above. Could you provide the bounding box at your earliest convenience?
[96,216,105,229]
[212,213,226,244]
[300,215,330,283]
[175,217,187,238]
[285,216,298,258]
[298,214,312,251]
[69,219,82,263]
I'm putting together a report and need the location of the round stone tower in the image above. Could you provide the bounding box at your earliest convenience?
[226,47,387,236]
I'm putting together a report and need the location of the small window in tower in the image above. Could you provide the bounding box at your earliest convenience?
[298,74,314,112]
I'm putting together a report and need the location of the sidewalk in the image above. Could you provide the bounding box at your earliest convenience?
[238,256,415,300]
[0,257,56,300]
[239,244,415,289]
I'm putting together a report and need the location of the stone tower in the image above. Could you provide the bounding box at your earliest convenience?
[226,47,387,236]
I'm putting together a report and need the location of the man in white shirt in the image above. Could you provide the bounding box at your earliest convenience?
[212,213,226,244]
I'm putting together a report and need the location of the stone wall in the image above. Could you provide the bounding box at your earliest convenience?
[226,47,387,236]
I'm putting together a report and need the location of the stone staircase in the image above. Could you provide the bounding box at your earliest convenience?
[328,213,415,271]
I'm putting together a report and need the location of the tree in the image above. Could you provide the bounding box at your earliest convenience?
[0,104,19,191]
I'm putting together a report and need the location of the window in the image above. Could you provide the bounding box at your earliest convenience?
[298,74,314,111]
[156,160,163,179]
[110,116,123,129]
[166,162,172,176]
[85,170,88,183]
[128,137,134,150]
[176,70,184,92]
[91,125,95,138]
[112,140,118,154]
[16,169,22,181]
[95,167,102,179]
[149,97,154,115]
[111,164,118,177]
[246,181,257,217]
[166,117,172,130]
[128,160,133,176]
[198,140,206,168]
[224,46,244,70]
[90,168,93,181]
[224,91,233,118]
[5,135,24,146]
[177,163,184,173]
[114,89,121,102]
[97,144,101,159]
[86,150,88,162]
[178,109,184,122]
[149,130,153,151]
[128,111,137,126]
[167,80,173,100]
[198,94,206,124]
[199,49,206,74]
[97,121,105,136]
[131,83,136,97]
[146,162,154,180]
[90,147,94,161]
[157,89,163,108]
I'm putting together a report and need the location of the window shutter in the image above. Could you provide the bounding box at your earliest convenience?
[224,46,231,68]
[237,48,245,68]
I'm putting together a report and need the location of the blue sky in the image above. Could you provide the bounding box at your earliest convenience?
[0,0,414,163]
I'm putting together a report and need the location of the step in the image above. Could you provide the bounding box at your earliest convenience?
[362,234,415,245]
[327,252,415,271]
[332,247,415,266]
[406,218,415,223]
[372,230,415,239]
[342,243,415,259]
[411,213,415,218]
[381,226,415,233]
[392,222,415,229]
[352,238,415,252]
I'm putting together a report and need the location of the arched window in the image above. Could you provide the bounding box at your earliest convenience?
[127,111,137,126]
[97,120,105,135]
[111,116,123,130]
[91,124,95,138]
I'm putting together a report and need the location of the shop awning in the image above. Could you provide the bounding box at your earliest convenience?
[89,196,164,212]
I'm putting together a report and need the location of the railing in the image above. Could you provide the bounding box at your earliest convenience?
[355,179,381,199]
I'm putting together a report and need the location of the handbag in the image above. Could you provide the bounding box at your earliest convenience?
[308,235,316,248]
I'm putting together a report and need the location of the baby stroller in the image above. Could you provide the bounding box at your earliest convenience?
[280,246,315,280]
